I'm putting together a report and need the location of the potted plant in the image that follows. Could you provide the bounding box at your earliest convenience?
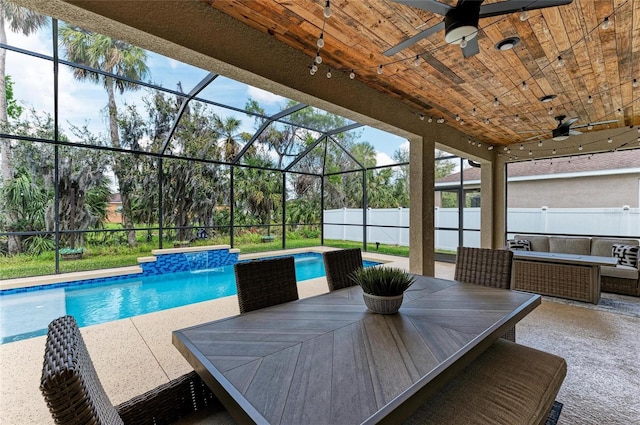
[59,247,84,260]
[349,267,415,314]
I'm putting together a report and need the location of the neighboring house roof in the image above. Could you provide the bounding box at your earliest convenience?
[437,149,640,184]
[108,193,122,203]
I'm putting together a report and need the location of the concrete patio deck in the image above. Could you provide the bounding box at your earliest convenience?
[1,249,443,425]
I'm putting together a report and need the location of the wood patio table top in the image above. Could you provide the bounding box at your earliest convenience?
[172,275,541,425]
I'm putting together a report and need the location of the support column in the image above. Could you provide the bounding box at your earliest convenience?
[481,154,507,249]
[409,136,435,276]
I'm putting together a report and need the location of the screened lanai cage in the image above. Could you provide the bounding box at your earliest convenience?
[2,8,449,279]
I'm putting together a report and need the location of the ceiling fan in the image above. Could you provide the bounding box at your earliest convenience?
[519,115,619,141]
[384,0,574,58]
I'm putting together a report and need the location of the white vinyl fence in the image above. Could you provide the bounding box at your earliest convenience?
[323,207,640,251]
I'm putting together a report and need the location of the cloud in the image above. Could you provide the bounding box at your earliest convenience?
[376,152,394,167]
[246,86,285,105]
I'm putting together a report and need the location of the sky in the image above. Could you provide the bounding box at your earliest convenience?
[4,18,409,168]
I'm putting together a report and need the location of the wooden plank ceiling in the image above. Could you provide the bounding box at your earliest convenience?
[204,0,639,148]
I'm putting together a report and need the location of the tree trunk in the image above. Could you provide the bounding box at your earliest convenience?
[0,16,21,255]
[105,77,137,246]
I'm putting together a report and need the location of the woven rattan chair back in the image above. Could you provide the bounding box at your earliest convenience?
[40,315,124,425]
[40,316,232,425]
[323,248,363,291]
[454,247,516,342]
[234,256,299,313]
[454,247,514,289]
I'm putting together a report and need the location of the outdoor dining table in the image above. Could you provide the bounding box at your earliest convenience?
[172,275,541,425]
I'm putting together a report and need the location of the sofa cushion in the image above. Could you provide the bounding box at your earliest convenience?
[601,264,639,280]
[549,237,591,255]
[515,235,549,252]
[591,238,639,257]
[612,244,640,268]
[507,239,531,251]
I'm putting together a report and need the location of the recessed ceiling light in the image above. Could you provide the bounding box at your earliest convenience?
[495,37,520,51]
[539,94,557,103]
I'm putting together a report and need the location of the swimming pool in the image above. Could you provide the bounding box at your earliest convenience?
[0,252,379,344]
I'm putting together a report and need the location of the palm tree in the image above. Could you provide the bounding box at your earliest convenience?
[0,0,47,254]
[214,115,243,162]
[59,25,148,246]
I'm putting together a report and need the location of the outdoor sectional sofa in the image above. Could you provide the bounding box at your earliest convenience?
[511,235,640,298]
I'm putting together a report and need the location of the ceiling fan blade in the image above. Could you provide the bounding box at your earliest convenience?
[383,21,445,56]
[525,135,546,141]
[479,0,573,19]
[392,0,453,16]
[572,119,619,129]
[461,36,480,58]
[568,130,582,136]
[565,117,579,126]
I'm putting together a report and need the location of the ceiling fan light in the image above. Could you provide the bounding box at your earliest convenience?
[552,135,569,141]
[495,37,520,51]
[445,26,478,44]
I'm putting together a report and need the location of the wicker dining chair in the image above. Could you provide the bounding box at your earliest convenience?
[454,246,516,342]
[40,315,235,425]
[234,256,299,314]
[323,248,364,291]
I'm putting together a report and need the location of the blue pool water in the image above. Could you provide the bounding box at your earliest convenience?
[0,252,379,344]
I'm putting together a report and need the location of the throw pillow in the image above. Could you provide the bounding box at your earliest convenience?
[506,239,531,251]
[611,244,639,268]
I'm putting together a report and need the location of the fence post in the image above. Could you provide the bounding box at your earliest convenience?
[397,207,403,245]
[622,205,630,236]
[541,206,548,233]
[434,207,439,251]
[342,207,347,241]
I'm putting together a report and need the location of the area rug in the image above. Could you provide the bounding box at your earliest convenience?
[545,401,563,425]
[542,292,640,318]
[518,298,640,424]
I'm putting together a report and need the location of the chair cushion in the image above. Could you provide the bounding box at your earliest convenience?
[507,239,531,251]
[403,339,567,425]
[612,244,639,268]
[591,238,639,257]
[549,236,591,255]
[601,264,639,280]
[516,235,549,252]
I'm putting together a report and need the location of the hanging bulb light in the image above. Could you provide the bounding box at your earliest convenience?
[485,118,490,124]
[488,145,494,150]
[326,68,332,79]
[607,137,613,143]
[377,65,383,75]
[601,16,611,30]
[477,142,481,148]
[529,150,533,156]
[519,144,524,150]
[514,114,520,122]
[493,97,499,107]
[578,145,583,151]
[472,108,477,116]
[323,0,332,18]
[413,55,421,67]
[310,68,316,76]
[419,114,425,121]
[317,33,325,48]
[460,36,468,49]
[557,56,565,67]
[633,78,639,88]
[520,9,529,21]
[349,69,355,80]
[504,146,508,151]
[522,81,529,91]
[587,95,594,104]
[315,53,322,64]
[538,140,543,147]
[311,64,318,73]
[428,116,433,123]
[455,114,461,121]
[587,123,593,130]
[548,107,553,115]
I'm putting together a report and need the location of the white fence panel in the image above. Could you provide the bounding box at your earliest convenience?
[323,207,639,250]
